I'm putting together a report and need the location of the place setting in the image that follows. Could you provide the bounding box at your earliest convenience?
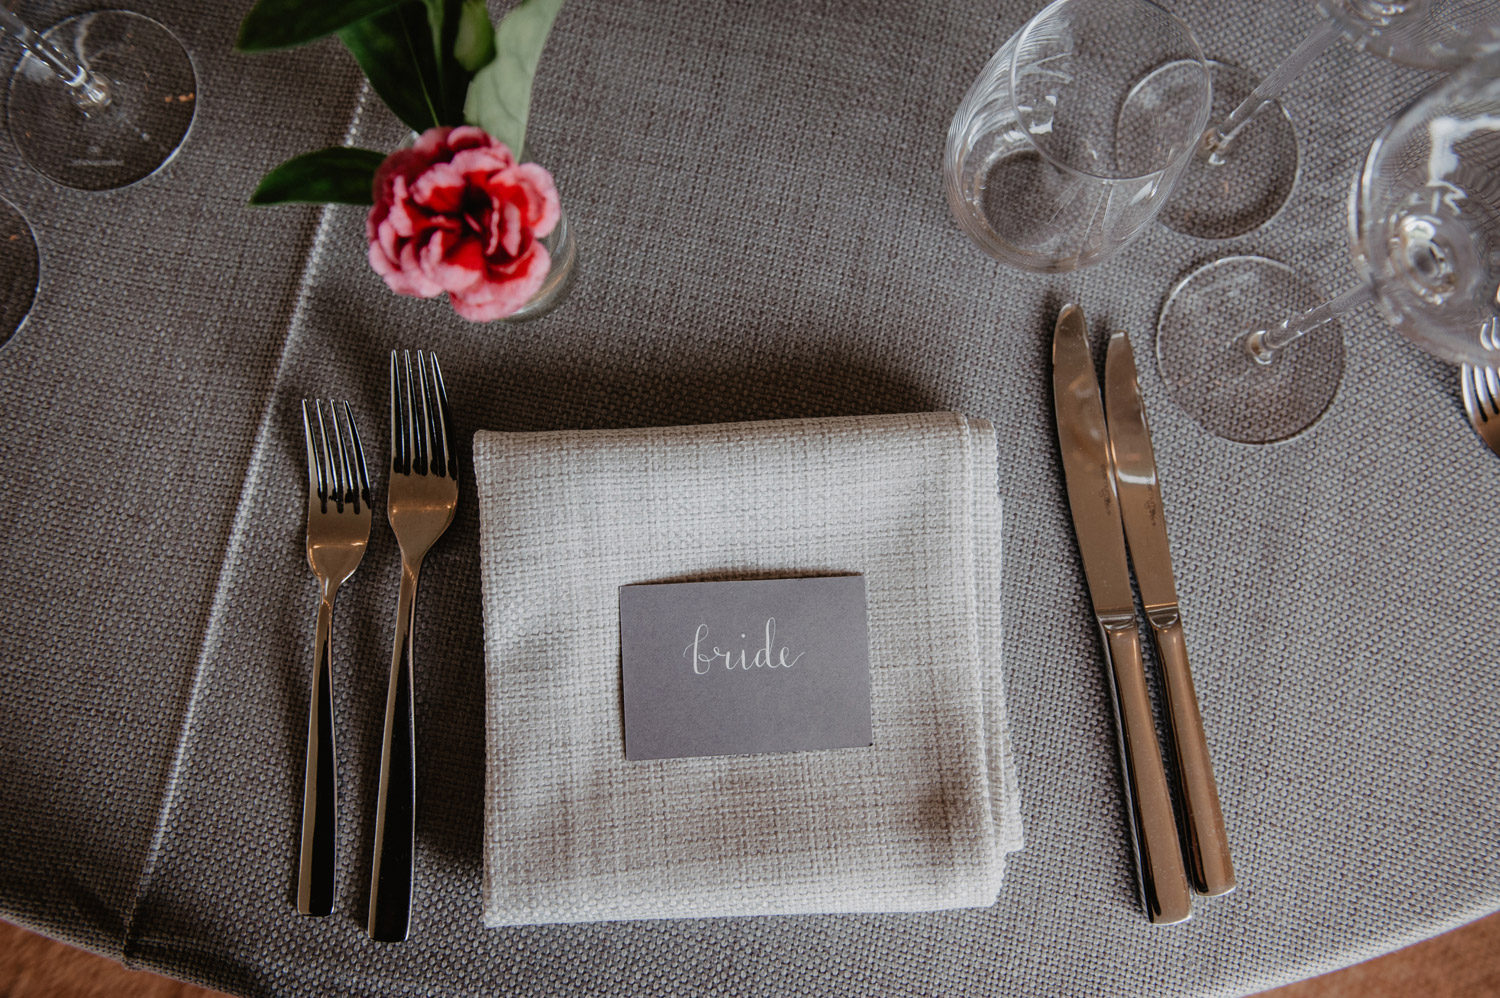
[246,0,1500,944]
[6,0,1500,994]
[294,360,1026,934]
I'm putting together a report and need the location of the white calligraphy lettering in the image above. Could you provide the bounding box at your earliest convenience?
[683,618,804,674]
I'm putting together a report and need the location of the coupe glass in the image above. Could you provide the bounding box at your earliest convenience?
[1,7,195,190]
[1157,56,1500,443]
[1143,0,1500,239]
[943,0,1210,273]
[0,194,36,343]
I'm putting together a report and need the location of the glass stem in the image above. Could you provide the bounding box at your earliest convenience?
[1244,282,1374,364]
[1203,17,1343,164]
[0,7,111,110]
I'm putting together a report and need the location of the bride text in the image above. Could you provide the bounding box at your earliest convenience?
[684,618,805,675]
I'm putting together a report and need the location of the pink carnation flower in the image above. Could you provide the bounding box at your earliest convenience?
[367,126,560,321]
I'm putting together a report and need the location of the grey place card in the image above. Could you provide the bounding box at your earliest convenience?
[619,576,872,761]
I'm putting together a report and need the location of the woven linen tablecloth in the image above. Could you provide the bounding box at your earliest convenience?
[473,413,1021,924]
[0,0,1497,995]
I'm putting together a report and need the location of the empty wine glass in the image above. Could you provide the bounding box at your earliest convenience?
[1,6,196,190]
[1156,55,1500,443]
[1136,0,1500,240]
[943,0,1210,273]
[0,194,37,343]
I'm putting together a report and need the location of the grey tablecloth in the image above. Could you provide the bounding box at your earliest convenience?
[0,0,1495,996]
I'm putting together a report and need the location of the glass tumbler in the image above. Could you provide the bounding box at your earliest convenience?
[943,0,1210,272]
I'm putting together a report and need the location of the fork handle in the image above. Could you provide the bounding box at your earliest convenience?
[297,598,337,916]
[369,563,419,942]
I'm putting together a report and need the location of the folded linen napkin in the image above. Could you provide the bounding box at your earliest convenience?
[474,412,1022,926]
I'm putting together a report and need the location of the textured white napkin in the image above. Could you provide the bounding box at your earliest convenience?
[473,412,1022,926]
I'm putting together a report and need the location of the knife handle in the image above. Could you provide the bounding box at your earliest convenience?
[1099,616,1192,925]
[1148,609,1236,896]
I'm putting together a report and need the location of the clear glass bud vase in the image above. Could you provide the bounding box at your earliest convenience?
[501,205,576,322]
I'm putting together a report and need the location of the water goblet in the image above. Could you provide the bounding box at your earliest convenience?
[1156,55,1500,443]
[943,0,1211,273]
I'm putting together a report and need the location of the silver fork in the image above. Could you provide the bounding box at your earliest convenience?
[368,350,458,942]
[298,400,372,916]
[1461,364,1500,457]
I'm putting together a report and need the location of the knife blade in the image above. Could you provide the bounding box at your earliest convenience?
[1053,304,1191,925]
[1104,329,1236,898]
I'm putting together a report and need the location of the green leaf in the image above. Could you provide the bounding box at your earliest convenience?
[250,147,387,205]
[463,0,566,156]
[339,2,446,132]
[453,0,496,72]
[237,0,401,51]
[421,0,472,125]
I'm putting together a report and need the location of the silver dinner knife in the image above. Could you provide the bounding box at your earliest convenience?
[1053,304,1192,925]
[1104,329,1236,898]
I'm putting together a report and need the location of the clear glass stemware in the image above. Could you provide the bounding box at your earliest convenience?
[0,194,37,343]
[1,6,196,190]
[1156,56,1500,443]
[1149,0,1500,240]
[943,0,1211,273]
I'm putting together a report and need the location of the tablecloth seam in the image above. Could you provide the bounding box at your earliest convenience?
[116,83,374,968]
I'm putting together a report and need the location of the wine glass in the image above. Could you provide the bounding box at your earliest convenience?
[1134,0,1500,240]
[0,194,37,343]
[1,6,196,190]
[1156,55,1500,443]
[942,0,1211,273]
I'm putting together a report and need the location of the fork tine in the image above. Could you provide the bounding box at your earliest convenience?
[404,350,425,475]
[417,352,440,479]
[428,353,456,480]
[316,402,336,511]
[415,351,435,477]
[315,401,343,511]
[1484,366,1500,418]
[344,401,371,511]
[302,400,324,510]
[331,398,354,508]
[390,351,405,476]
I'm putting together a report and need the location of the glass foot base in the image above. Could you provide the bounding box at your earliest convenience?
[1157,256,1343,443]
[0,198,38,344]
[1131,60,1300,239]
[9,11,196,191]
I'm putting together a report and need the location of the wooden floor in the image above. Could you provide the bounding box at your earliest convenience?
[2,913,1499,996]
